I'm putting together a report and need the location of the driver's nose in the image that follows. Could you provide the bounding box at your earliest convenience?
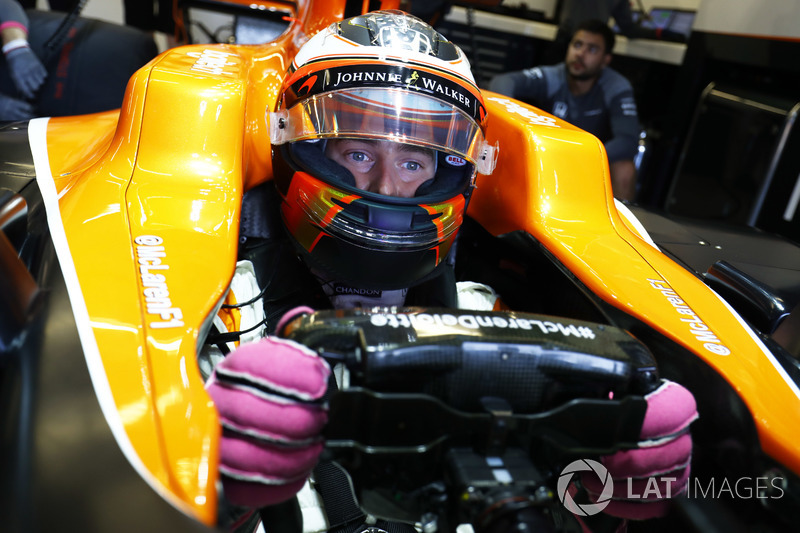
[369,161,410,197]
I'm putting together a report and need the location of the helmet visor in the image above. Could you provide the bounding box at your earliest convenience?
[270,88,496,175]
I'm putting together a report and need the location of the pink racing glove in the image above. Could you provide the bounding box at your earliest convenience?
[206,335,331,508]
[582,379,698,520]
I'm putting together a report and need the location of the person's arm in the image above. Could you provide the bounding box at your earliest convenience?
[609,0,642,37]
[0,0,29,44]
[604,90,640,164]
[0,0,46,100]
[598,69,639,163]
[601,72,641,201]
[488,67,548,104]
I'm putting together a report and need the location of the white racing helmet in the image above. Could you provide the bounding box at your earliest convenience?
[270,10,497,290]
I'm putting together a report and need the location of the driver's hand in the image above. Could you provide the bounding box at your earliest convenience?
[583,379,698,519]
[206,336,331,508]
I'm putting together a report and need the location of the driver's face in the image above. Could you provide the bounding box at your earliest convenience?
[325,139,436,198]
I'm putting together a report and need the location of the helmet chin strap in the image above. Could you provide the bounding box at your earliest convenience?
[311,268,408,310]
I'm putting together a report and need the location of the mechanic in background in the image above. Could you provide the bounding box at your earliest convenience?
[203,10,696,533]
[490,19,640,201]
[0,0,158,122]
[0,0,45,120]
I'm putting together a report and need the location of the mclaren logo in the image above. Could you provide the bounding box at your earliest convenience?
[298,75,318,95]
[648,278,731,356]
[486,96,559,127]
[188,48,235,76]
[135,235,184,329]
[369,312,596,339]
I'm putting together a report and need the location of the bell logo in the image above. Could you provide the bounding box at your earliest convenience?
[445,155,466,166]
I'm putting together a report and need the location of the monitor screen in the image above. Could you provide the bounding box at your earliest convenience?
[612,8,695,39]
[668,11,696,38]
[640,8,675,30]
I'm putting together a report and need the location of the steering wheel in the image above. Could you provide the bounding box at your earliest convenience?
[284,307,659,532]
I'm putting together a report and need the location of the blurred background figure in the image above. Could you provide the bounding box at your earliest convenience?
[0,0,158,121]
[491,19,640,201]
[1,0,47,120]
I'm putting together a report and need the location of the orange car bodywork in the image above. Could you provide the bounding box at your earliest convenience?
[27,0,799,525]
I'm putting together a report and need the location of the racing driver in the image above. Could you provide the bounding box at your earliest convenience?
[203,10,698,533]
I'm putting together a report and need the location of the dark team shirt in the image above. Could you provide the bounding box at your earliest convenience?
[489,63,640,162]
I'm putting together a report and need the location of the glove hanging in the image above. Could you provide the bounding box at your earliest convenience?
[4,40,47,99]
